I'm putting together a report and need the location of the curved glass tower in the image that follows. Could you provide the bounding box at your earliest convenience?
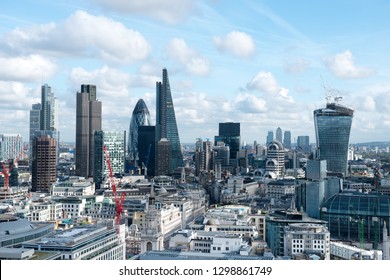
[314,100,354,177]
[128,99,151,163]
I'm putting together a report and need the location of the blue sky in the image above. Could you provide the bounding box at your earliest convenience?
[1,0,390,145]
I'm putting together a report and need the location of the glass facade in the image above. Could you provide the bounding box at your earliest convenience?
[314,102,354,176]
[155,68,183,173]
[215,122,240,160]
[94,131,126,187]
[138,125,155,177]
[321,192,390,243]
[128,99,151,164]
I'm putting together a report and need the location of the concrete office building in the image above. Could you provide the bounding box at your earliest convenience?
[31,135,57,193]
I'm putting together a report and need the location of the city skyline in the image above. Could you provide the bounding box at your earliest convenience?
[1,1,390,144]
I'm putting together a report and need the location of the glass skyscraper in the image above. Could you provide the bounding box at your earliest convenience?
[128,99,151,165]
[215,122,240,160]
[138,125,155,177]
[155,68,183,173]
[94,130,126,188]
[313,101,354,176]
[275,127,283,143]
[266,131,274,145]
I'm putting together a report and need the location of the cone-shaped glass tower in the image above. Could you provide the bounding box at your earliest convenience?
[128,99,151,164]
[155,68,183,173]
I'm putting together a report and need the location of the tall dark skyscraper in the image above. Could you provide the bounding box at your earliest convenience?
[155,68,183,173]
[215,122,240,160]
[31,135,57,192]
[76,84,102,178]
[314,99,354,177]
[128,99,151,165]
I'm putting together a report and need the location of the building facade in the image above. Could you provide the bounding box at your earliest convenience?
[283,130,291,150]
[155,69,183,174]
[156,138,171,176]
[266,140,285,178]
[215,122,240,161]
[128,99,151,166]
[0,134,23,162]
[31,135,57,192]
[76,84,102,178]
[275,127,283,143]
[297,136,310,153]
[29,104,41,157]
[266,131,274,145]
[313,100,354,176]
[22,223,126,260]
[138,126,155,177]
[283,223,330,259]
[40,84,58,132]
[94,130,126,187]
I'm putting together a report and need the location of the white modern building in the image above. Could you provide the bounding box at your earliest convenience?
[265,140,285,178]
[0,134,24,162]
[26,201,63,222]
[266,179,296,199]
[52,177,95,197]
[168,230,250,255]
[283,223,330,259]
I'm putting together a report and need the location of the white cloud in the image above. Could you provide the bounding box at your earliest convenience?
[235,93,267,113]
[1,11,151,64]
[213,31,256,58]
[0,55,57,82]
[166,38,210,76]
[70,66,159,97]
[0,81,37,110]
[246,71,293,103]
[247,71,279,93]
[70,66,130,98]
[324,50,373,79]
[284,58,310,74]
[91,0,197,24]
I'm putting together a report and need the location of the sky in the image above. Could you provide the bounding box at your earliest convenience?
[1,0,390,145]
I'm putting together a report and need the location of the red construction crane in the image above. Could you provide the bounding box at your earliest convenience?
[0,143,28,191]
[103,146,126,230]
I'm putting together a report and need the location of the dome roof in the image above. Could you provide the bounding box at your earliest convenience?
[268,140,284,150]
[322,191,390,217]
[205,218,220,225]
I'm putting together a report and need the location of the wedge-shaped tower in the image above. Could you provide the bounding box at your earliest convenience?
[155,68,183,174]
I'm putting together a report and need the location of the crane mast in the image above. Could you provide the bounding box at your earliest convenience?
[103,146,126,231]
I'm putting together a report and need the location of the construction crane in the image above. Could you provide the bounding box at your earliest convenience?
[0,143,28,191]
[103,146,126,231]
[349,205,365,258]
